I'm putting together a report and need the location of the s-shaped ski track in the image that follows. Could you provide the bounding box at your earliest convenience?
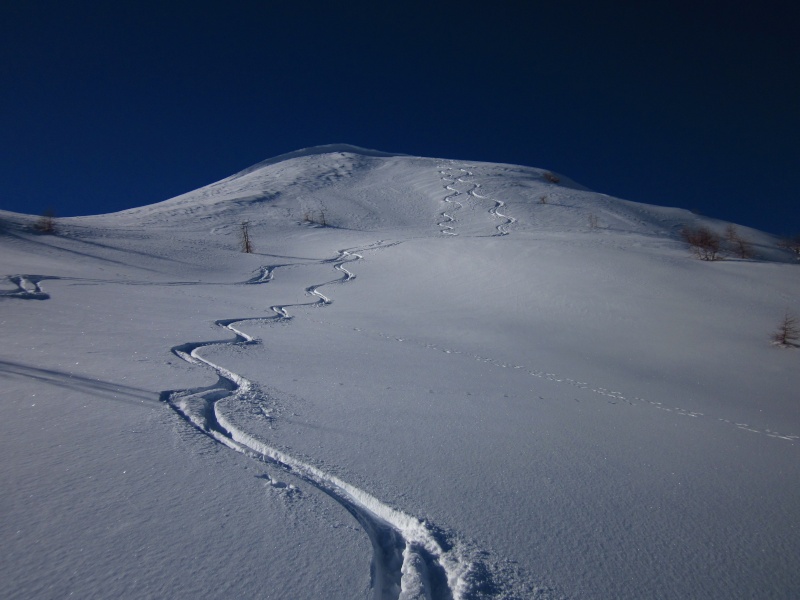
[438,166,516,237]
[162,241,476,600]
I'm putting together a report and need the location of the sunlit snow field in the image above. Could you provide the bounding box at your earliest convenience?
[2,146,798,599]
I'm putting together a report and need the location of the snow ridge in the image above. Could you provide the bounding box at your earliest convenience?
[162,242,478,600]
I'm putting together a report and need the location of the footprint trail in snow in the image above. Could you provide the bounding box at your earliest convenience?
[320,322,800,445]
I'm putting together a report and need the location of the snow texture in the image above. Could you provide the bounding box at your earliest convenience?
[2,145,799,599]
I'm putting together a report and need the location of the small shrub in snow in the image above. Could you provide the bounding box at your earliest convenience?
[724,224,754,259]
[34,209,57,234]
[303,211,327,226]
[588,213,599,229]
[543,171,560,184]
[778,235,800,260]
[772,311,799,347]
[681,226,722,261]
[538,195,548,205]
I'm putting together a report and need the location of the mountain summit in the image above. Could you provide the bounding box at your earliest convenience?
[2,149,799,599]
[58,146,783,262]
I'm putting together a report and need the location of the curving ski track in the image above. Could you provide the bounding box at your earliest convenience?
[480,193,516,236]
[162,242,477,600]
[245,264,287,284]
[438,168,463,236]
[438,167,516,237]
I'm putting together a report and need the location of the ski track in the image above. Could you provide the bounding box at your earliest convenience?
[438,166,516,237]
[2,274,51,300]
[162,241,482,600]
[316,322,799,446]
[486,199,516,236]
[438,167,462,236]
[245,264,287,284]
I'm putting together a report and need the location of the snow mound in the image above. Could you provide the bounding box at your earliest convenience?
[44,147,787,264]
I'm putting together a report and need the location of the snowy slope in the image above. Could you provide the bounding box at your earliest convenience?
[2,146,799,599]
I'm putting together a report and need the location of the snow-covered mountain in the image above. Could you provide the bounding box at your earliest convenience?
[2,145,798,599]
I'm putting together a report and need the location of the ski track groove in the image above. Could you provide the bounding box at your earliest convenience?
[438,166,516,237]
[2,274,51,300]
[245,264,288,284]
[437,168,461,236]
[162,241,479,600]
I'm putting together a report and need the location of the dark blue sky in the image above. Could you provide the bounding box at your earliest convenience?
[2,1,798,234]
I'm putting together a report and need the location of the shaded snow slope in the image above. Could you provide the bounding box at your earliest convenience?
[7,146,788,263]
[2,148,799,599]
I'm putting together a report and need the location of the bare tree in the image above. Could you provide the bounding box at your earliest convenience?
[588,213,599,229]
[681,226,722,261]
[772,311,799,347]
[240,221,253,253]
[724,224,754,259]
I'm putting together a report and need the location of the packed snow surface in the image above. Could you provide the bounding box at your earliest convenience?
[2,145,799,599]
